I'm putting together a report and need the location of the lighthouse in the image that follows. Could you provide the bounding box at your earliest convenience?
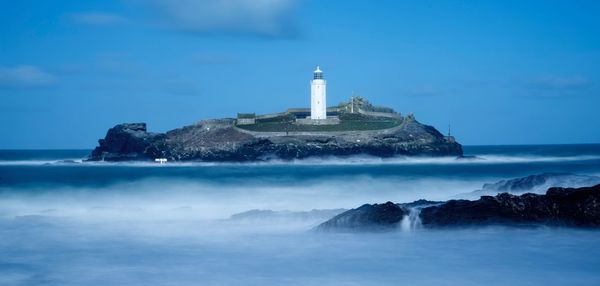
[310,66,327,120]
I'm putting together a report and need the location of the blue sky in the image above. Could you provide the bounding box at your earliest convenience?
[1,0,599,148]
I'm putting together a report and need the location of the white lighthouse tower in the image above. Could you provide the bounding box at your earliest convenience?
[310,66,327,120]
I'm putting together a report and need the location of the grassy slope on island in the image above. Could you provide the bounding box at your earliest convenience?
[236,113,403,132]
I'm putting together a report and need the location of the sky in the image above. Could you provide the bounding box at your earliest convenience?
[1,0,599,148]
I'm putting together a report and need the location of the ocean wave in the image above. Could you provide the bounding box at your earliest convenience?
[1,154,600,167]
[284,154,600,165]
[0,159,84,166]
[0,175,485,220]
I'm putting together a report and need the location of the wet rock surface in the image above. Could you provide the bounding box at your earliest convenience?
[421,184,600,227]
[317,184,600,231]
[315,200,441,231]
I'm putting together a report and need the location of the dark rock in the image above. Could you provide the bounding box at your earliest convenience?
[421,184,600,227]
[317,184,600,231]
[87,117,463,162]
[314,202,408,231]
[402,199,444,208]
[90,123,167,161]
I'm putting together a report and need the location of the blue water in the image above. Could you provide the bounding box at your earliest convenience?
[1,145,599,285]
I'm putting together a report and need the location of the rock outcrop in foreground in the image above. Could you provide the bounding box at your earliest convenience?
[316,184,600,231]
[88,116,462,162]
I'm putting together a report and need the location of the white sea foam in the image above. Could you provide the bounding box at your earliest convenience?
[1,153,600,285]
[79,154,600,166]
[0,177,483,221]
[0,158,84,166]
[1,154,599,167]
[400,207,423,232]
[1,203,599,286]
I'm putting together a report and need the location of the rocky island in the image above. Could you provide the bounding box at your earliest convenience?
[87,97,462,162]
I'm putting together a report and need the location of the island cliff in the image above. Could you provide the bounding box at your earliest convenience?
[87,112,462,162]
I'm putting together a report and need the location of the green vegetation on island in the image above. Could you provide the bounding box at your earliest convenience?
[235,97,404,133]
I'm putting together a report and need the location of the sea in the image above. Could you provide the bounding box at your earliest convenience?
[1,144,600,285]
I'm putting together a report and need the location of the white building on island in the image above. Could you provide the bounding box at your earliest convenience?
[238,65,340,126]
[310,66,327,120]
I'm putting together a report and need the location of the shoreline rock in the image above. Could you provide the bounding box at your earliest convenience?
[316,184,600,231]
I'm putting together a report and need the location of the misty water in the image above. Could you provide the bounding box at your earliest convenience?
[1,145,600,285]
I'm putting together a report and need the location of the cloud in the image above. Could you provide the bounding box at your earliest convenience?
[69,12,125,26]
[528,76,590,90]
[524,76,592,98]
[192,51,238,65]
[0,65,56,88]
[162,79,203,96]
[142,0,300,38]
[401,86,444,97]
